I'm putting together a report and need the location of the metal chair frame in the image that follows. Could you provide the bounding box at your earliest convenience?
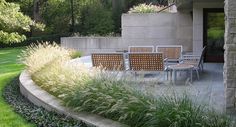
[156,45,183,62]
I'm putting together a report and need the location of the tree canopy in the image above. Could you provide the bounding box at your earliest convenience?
[0,0,44,44]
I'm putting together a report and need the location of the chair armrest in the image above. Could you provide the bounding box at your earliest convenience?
[183,55,201,57]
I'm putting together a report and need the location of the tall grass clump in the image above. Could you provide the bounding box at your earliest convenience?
[20,43,233,127]
[20,42,71,74]
[63,72,159,127]
[19,42,94,97]
[153,95,231,127]
[128,3,168,13]
[63,72,232,127]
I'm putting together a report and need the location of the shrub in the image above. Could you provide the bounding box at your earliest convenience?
[3,76,88,127]
[128,3,168,13]
[69,49,82,59]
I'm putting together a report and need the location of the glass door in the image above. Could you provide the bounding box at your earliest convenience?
[203,8,224,62]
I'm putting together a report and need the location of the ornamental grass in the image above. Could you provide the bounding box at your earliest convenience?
[20,43,233,127]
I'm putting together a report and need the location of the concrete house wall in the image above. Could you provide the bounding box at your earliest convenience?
[122,12,193,51]
[193,1,224,52]
[61,12,193,55]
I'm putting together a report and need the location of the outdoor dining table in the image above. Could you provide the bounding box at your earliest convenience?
[167,63,194,84]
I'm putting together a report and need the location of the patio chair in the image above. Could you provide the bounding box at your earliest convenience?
[128,53,168,79]
[128,46,154,53]
[91,53,126,71]
[156,45,183,63]
[181,46,207,79]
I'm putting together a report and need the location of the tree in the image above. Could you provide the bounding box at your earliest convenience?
[0,0,44,44]
[41,0,71,34]
[79,1,114,36]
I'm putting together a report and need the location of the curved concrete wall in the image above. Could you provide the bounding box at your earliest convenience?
[19,70,127,127]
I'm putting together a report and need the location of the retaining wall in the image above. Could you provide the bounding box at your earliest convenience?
[19,70,127,127]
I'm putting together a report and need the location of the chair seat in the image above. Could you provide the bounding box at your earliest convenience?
[182,61,198,67]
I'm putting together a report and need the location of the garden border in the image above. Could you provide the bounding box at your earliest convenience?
[19,70,127,127]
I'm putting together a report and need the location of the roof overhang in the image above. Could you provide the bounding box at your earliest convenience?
[170,0,224,10]
[168,0,193,10]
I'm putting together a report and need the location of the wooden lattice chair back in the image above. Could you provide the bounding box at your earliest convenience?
[156,45,182,61]
[128,46,154,53]
[91,53,125,71]
[128,53,164,71]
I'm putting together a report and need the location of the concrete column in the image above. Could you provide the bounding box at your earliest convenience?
[224,0,236,112]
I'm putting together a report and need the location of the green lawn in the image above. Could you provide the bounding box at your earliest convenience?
[0,47,34,127]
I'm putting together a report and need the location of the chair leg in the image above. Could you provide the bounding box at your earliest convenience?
[195,69,200,80]
[201,63,204,71]
[166,70,169,80]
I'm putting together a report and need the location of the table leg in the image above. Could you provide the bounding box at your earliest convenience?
[166,70,169,80]
[174,70,176,84]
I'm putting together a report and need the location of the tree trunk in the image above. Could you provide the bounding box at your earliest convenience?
[32,0,46,35]
[33,0,48,21]
[33,0,41,22]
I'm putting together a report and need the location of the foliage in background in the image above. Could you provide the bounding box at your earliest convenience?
[69,49,82,59]
[128,3,168,13]
[5,0,168,37]
[208,28,224,40]
[0,0,44,44]
[6,0,34,17]
[20,43,233,127]
[79,1,114,36]
[40,0,115,36]
[41,0,72,34]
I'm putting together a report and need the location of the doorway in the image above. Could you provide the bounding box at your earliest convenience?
[203,8,224,62]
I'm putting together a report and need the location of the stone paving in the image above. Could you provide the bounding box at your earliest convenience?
[77,56,225,112]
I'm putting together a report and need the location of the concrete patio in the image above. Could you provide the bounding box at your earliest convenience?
[134,63,225,113]
[77,56,225,113]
